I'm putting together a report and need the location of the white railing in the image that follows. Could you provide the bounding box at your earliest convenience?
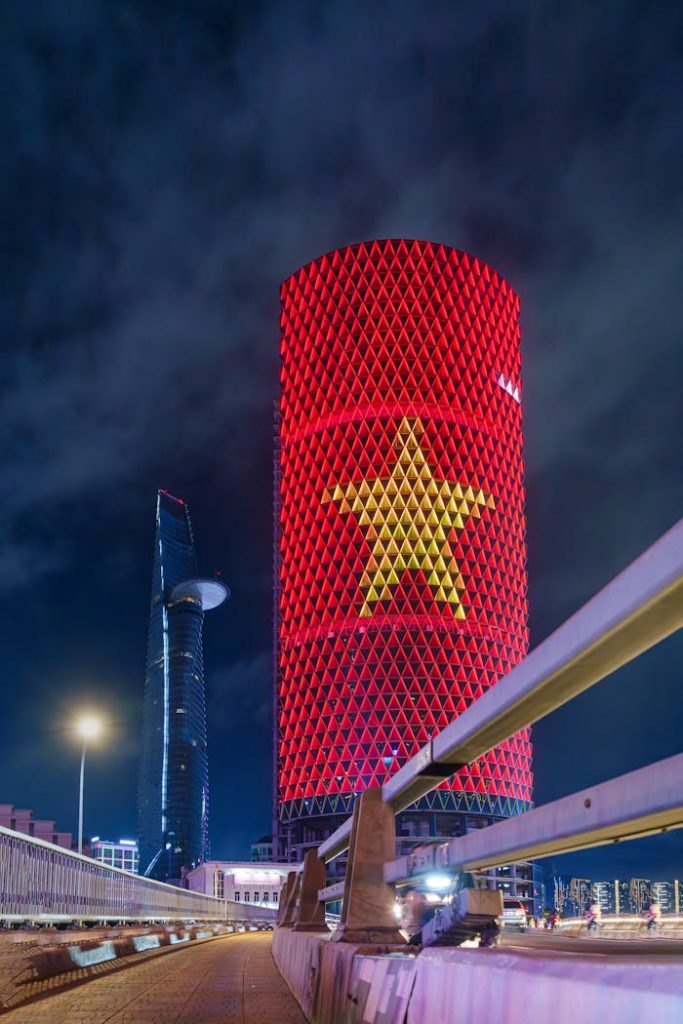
[0,826,277,924]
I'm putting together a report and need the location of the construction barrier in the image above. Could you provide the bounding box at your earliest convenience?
[0,924,237,1012]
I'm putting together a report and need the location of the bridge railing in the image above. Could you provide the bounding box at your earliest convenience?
[274,518,683,940]
[0,826,277,924]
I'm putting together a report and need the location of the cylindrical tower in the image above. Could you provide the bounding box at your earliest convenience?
[276,239,532,870]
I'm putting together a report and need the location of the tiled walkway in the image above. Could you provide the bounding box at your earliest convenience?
[3,932,306,1024]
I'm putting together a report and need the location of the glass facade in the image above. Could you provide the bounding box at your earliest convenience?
[138,490,224,883]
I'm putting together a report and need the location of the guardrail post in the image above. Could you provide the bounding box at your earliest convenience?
[332,787,405,944]
[293,850,329,932]
[276,873,295,926]
[279,870,301,927]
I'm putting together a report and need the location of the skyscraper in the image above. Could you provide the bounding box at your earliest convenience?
[138,490,228,883]
[275,240,532,879]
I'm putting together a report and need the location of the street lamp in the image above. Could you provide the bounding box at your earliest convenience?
[425,873,452,892]
[76,715,102,855]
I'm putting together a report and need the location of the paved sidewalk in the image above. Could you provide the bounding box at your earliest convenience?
[3,932,306,1023]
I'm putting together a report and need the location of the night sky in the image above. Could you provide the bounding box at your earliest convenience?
[1,1,682,880]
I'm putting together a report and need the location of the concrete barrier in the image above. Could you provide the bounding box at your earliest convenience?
[408,946,683,1024]
[272,928,329,1020]
[272,927,416,1024]
[313,938,359,1024]
[347,953,417,1024]
[273,925,683,1024]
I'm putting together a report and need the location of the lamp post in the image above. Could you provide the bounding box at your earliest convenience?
[76,715,102,855]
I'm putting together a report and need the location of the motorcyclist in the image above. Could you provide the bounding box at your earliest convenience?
[586,900,601,933]
[645,899,661,933]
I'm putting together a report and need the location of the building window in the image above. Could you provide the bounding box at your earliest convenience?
[244,892,250,902]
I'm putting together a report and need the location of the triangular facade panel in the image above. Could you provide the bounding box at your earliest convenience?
[276,239,531,837]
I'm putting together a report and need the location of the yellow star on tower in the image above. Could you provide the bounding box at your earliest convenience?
[322,418,495,618]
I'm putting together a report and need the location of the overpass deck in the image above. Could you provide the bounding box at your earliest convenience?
[2,932,306,1024]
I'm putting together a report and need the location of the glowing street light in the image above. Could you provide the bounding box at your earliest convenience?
[425,873,452,893]
[77,716,102,742]
[75,714,103,855]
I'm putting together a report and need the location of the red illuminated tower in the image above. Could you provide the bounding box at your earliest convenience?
[275,240,532,890]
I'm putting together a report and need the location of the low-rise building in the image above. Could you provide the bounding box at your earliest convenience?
[185,860,295,906]
[0,803,72,849]
[90,837,140,873]
[250,836,273,862]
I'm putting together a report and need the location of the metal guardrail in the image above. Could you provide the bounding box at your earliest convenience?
[385,751,683,885]
[313,518,683,925]
[0,826,277,924]
[320,518,683,863]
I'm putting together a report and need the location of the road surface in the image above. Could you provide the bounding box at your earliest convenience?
[499,929,683,958]
[3,931,306,1023]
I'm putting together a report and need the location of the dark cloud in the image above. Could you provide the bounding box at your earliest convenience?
[208,652,272,734]
[1,0,681,865]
